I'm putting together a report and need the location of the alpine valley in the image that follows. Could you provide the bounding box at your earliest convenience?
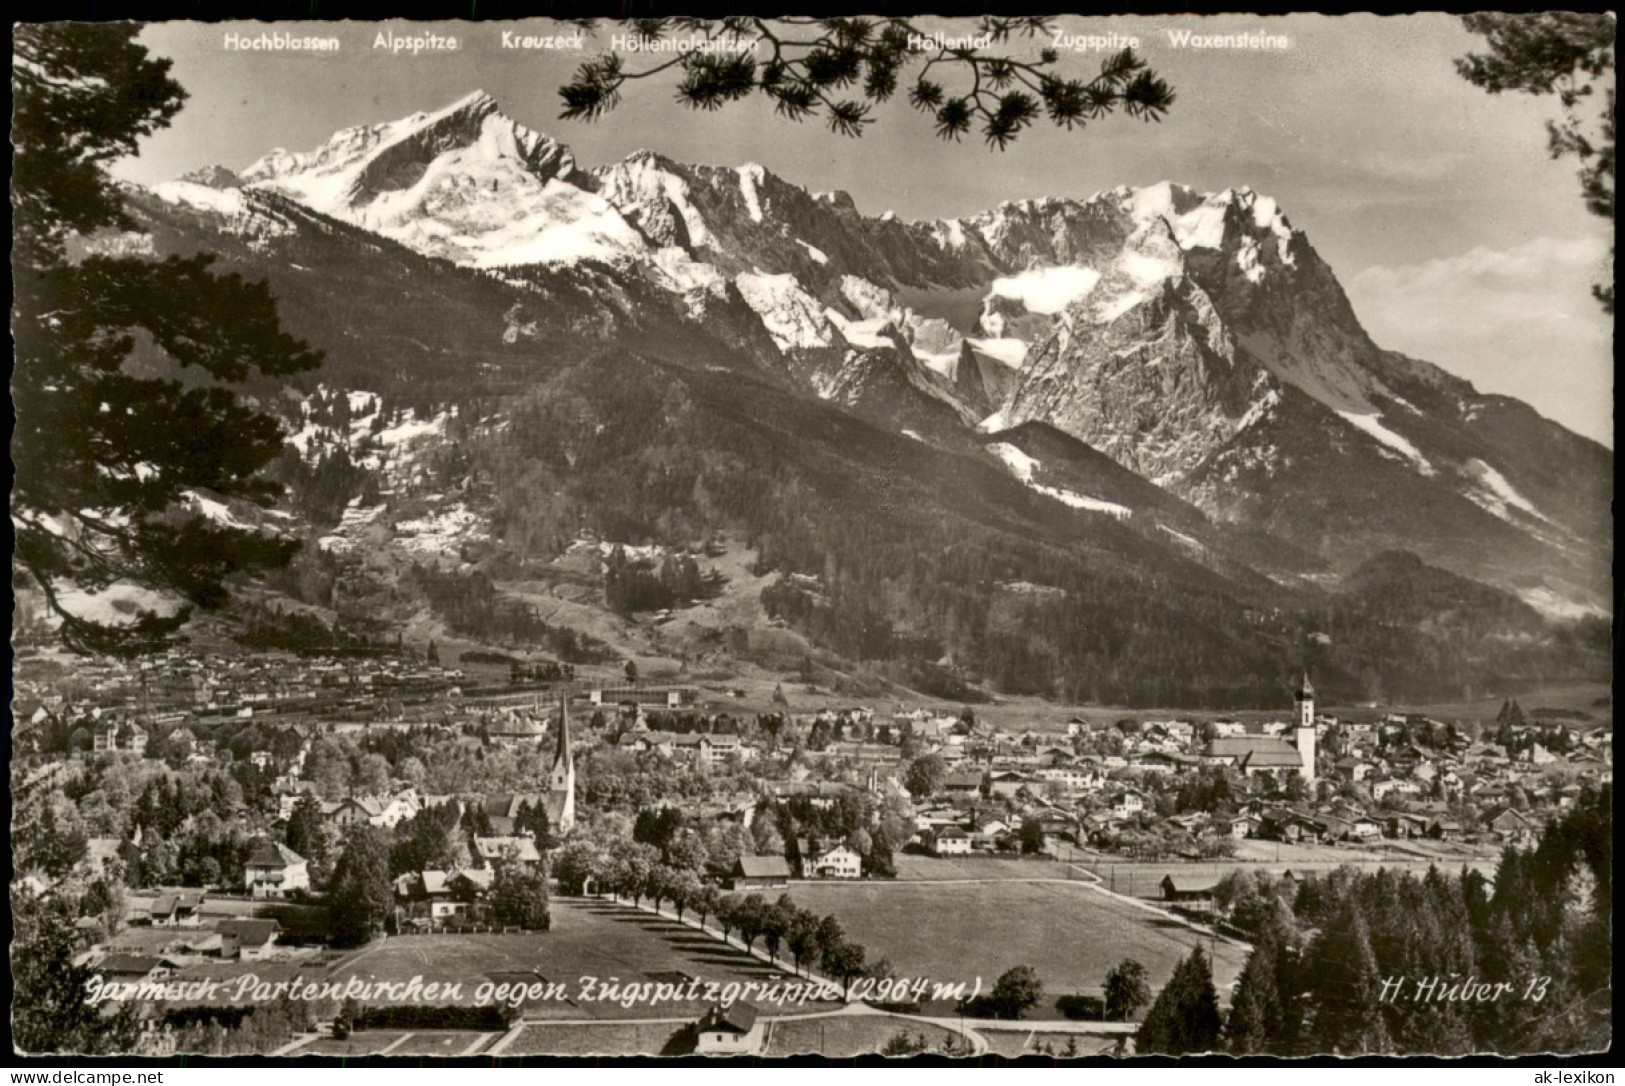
[103,90,1612,708]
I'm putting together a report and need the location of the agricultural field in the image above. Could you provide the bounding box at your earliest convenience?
[328,897,831,1021]
[785,879,1249,1003]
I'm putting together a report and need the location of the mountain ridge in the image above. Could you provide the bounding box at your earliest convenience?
[146,91,1609,630]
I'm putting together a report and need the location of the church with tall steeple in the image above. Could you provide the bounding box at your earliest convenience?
[1293,670,1317,783]
[1199,669,1319,785]
[543,694,576,835]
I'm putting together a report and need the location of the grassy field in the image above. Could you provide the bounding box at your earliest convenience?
[891,855,1071,882]
[1369,681,1610,727]
[1230,839,1384,863]
[328,897,827,1021]
[500,1021,692,1057]
[785,879,1249,1003]
[763,1015,960,1057]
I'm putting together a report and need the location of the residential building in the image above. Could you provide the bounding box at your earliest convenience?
[244,839,309,899]
[729,855,791,889]
[695,1002,764,1055]
[808,843,862,879]
[148,891,206,928]
[216,918,280,961]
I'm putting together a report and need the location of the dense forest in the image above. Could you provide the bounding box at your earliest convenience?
[1211,785,1611,1055]
[406,565,614,665]
[462,352,1608,708]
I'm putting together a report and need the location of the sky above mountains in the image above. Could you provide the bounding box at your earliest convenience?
[117,14,1614,445]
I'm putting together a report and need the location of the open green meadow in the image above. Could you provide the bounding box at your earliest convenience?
[785,879,1249,1002]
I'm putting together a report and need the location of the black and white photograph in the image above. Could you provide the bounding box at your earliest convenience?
[9,11,1614,1061]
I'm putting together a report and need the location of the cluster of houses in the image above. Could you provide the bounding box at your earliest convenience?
[20,646,1613,999]
[72,879,305,995]
[12,647,473,752]
[611,727,754,767]
[863,680,1608,860]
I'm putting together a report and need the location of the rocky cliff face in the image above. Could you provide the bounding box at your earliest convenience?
[157,91,1608,617]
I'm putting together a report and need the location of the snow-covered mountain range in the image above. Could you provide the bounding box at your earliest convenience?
[142,90,1610,620]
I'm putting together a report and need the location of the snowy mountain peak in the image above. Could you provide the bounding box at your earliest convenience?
[234,91,644,268]
[621,148,677,169]
[446,88,499,113]
[177,164,242,190]
[241,90,575,207]
[1120,180,1204,223]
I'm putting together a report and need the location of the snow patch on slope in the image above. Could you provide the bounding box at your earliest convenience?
[735,272,831,350]
[1337,411,1435,476]
[185,491,253,531]
[825,309,896,351]
[1236,384,1282,431]
[52,583,184,628]
[462,182,646,268]
[318,500,388,554]
[933,220,968,249]
[1121,248,1183,288]
[988,443,1132,518]
[914,350,962,380]
[152,181,247,217]
[1095,290,1150,323]
[1462,459,1548,524]
[375,409,448,450]
[1173,201,1228,250]
[977,407,1012,434]
[394,504,487,557]
[737,163,766,223]
[651,246,727,293]
[989,441,1041,483]
[1158,524,1204,553]
[839,276,903,322]
[1517,586,1607,620]
[990,266,1101,314]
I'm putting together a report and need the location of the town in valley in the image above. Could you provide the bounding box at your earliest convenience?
[12,628,1612,1056]
[11,12,1613,1061]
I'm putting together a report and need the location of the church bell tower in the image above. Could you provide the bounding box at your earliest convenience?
[550,694,576,833]
[1293,671,1317,783]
